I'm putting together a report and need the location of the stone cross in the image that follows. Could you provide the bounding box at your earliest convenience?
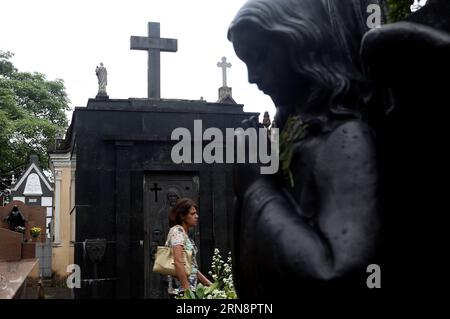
[217,57,231,87]
[130,22,178,99]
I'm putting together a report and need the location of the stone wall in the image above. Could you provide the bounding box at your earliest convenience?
[0,228,23,261]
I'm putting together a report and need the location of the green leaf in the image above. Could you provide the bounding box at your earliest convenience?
[204,281,219,296]
[279,115,309,188]
[196,283,205,299]
[188,289,197,299]
[386,0,412,22]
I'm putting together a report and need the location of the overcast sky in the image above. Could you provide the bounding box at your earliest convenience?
[0,0,275,123]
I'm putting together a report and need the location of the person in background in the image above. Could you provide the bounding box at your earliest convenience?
[166,198,212,297]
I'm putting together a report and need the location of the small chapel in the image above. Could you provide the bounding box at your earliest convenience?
[51,22,257,298]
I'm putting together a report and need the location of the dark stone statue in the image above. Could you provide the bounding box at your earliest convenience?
[262,111,271,129]
[228,0,450,298]
[5,205,25,231]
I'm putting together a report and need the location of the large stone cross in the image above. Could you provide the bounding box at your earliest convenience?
[130,22,178,99]
[217,57,231,87]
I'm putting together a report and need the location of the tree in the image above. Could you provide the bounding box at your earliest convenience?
[386,0,413,22]
[0,50,70,195]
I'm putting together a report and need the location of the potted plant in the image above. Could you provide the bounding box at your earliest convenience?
[30,227,42,241]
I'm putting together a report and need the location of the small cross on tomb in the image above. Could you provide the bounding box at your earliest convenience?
[150,183,162,202]
[217,57,232,87]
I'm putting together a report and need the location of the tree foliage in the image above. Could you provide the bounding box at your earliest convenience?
[386,0,413,22]
[0,50,70,194]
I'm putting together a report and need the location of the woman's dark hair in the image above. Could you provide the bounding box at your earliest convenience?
[169,198,198,227]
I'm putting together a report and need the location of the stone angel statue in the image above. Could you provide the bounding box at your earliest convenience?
[228,0,450,298]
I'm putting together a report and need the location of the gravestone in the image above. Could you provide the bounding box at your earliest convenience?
[54,21,259,299]
[64,97,256,299]
[10,155,53,238]
[63,97,256,299]
[0,201,46,244]
[217,57,236,104]
[0,200,44,296]
[8,157,53,278]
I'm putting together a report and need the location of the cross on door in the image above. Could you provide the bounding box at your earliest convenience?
[130,22,178,99]
[150,183,162,202]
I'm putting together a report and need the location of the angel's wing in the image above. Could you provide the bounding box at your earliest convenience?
[361,11,450,296]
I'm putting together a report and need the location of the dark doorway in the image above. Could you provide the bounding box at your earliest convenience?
[143,172,199,298]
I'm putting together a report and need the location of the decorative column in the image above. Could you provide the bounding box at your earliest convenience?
[53,169,62,245]
[70,157,77,244]
[115,141,133,298]
[49,152,72,246]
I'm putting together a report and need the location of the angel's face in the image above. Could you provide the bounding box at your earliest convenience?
[231,22,307,107]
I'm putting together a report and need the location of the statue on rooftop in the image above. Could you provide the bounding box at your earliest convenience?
[95,62,108,97]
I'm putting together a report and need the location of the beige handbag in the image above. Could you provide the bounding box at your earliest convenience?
[152,227,193,276]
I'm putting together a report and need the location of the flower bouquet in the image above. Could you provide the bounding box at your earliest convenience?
[177,249,237,299]
[30,227,42,240]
